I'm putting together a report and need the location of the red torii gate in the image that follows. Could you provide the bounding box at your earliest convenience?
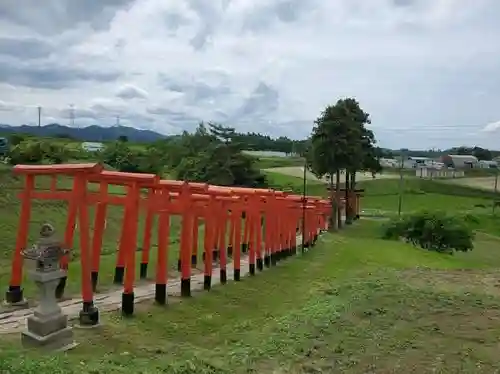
[4,163,338,325]
[6,163,102,325]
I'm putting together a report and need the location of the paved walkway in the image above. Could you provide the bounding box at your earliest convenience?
[0,234,308,334]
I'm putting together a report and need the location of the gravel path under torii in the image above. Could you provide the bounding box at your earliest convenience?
[0,234,307,335]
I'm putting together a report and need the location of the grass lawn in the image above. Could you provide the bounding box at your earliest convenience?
[359,178,497,216]
[265,170,498,216]
[1,220,500,373]
[253,156,305,169]
[442,176,499,192]
[264,170,328,197]
[362,193,488,214]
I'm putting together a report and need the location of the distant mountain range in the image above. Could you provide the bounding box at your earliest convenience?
[0,123,166,143]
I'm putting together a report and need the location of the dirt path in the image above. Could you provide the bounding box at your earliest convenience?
[0,234,307,334]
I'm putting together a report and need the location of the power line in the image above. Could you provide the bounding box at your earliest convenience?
[397,149,405,217]
[493,169,499,214]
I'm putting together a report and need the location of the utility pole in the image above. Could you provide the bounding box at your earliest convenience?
[397,149,407,217]
[301,156,307,254]
[69,104,75,128]
[37,106,41,128]
[493,168,499,214]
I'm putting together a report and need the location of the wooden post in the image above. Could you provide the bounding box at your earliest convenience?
[232,198,242,281]
[217,199,228,284]
[191,215,199,266]
[203,196,215,290]
[179,182,193,297]
[140,188,156,279]
[122,182,141,316]
[155,188,170,305]
[90,182,109,292]
[5,174,34,305]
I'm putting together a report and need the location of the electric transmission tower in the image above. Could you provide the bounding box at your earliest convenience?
[69,104,75,128]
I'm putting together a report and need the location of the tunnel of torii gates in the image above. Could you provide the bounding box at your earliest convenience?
[4,163,362,326]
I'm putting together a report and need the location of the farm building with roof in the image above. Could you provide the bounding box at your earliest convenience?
[478,160,498,169]
[441,154,478,169]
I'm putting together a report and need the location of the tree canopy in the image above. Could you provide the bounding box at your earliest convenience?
[308,98,380,229]
[151,122,268,187]
[309,98,379,178]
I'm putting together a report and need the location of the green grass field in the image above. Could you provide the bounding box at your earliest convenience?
[265,169,500,240]
[2,167,497,301]
[2,220,500,373]
[3,155,500,372]
[265,170,328,197]
[265,170,499,214]
[358,177,498,217]
[253,156,305,169]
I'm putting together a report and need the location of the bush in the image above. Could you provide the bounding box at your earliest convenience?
[382,211,474,254]
[100,141,164,174]
[8,140,70,165]
[8,133,28,146]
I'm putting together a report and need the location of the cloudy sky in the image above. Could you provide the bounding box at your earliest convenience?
[0,0,499,149]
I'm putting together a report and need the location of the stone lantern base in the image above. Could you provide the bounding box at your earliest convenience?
[21,314,76,351]
[21,270,77,351]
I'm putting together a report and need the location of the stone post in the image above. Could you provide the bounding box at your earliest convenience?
[20,223,77,351]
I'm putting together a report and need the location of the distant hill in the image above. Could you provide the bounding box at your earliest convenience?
[0,123,166,143]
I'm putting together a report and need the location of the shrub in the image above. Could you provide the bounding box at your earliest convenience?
[8,133,28,146]
[99,141,136,172]
[8,141,44,164]
[44,143,71,164]
[461,213,480,224]
[100,141,164,174]
[7,140,70,165]
[382,211,474,254]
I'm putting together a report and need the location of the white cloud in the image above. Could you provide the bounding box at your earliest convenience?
[0,0,499,149]
[0,100,12,111]
[482,120,500,133]
[116,84,149,99]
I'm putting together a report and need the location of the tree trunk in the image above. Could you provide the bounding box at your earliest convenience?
[328,173,337,231]
[345,171,352,224]
[350,172,357,220]
[336,171,342,229]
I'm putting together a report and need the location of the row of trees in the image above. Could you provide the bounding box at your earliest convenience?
[308,98,381,231]
[231,133,308,155]
[388,146,498,161]
[1,130,308,156]
[101,122,268,187]
[1,125,270,188]
[5,126,268,188]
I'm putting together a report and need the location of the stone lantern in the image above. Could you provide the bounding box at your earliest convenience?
[20,223,76,351]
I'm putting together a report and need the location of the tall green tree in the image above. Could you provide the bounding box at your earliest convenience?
[309,98,373,230]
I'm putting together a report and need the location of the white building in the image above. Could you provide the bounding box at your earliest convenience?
[403,156,431,169]
[478,160,498,169]
[82,142,104,152]
[441,155,478,169]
